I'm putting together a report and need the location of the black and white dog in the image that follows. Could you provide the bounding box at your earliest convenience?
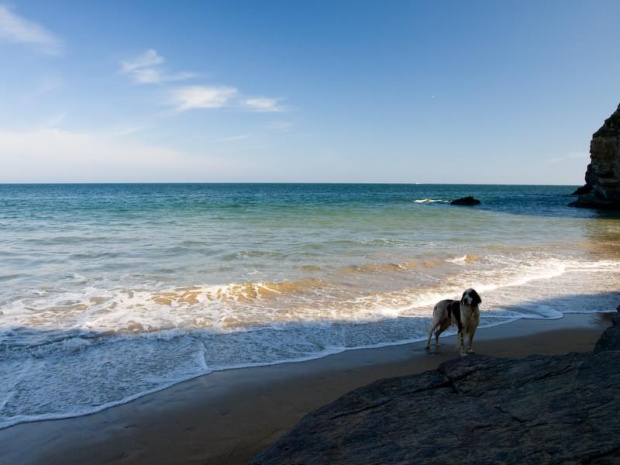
[425,288,481,355]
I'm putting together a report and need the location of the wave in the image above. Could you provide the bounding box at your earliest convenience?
[414,199,448,204]
[445,254,481,265]
[1,253,619,430]
[2,254,618,335]
[335,259,446,276]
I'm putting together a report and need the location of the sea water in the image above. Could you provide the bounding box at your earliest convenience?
[1,183,619,429]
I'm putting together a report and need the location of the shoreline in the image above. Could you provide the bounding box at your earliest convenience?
[0,313,613,465]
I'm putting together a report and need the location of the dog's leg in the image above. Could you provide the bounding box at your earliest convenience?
[434,328,441,348]
[457,324,466,356]
[467,328,476,354]
[425,323,437,351]
[434,320,450,349]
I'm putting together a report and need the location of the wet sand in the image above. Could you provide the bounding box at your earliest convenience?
[0,313,612,465]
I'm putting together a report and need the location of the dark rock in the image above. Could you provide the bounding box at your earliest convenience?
[571,184,593,196]
[450,196,481,206]
[252,322,620,465]
[571,104,620,209]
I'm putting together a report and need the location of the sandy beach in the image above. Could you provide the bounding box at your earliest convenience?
[0,313,612,465]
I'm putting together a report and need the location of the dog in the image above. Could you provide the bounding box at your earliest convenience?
[425,288,481,355]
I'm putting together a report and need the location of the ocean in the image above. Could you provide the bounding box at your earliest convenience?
[1,183,619,429]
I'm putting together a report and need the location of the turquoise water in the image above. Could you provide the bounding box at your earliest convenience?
[1,183,619,428]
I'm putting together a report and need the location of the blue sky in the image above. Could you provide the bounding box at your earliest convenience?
[1,0,619,183]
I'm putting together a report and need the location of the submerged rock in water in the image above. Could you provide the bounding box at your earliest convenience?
[251,321,620,465]
[450,196,481,206]
[571,103,620,210]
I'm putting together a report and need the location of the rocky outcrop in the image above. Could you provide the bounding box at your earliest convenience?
[252,321,620,464]
[450,196,481,206]
[571,104,620,209]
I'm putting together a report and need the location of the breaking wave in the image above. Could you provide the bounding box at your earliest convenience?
[1,253,618,430]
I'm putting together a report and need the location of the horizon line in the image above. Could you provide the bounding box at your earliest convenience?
[0,181,581,187]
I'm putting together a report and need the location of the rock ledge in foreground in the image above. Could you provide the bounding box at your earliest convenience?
[251,322,620,465]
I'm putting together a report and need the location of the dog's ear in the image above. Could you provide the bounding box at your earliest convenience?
[461,290,468,303]
[471,289,482,305]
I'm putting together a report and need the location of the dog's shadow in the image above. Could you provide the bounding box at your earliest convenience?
[420,346,476,357]
[420,347,445,356]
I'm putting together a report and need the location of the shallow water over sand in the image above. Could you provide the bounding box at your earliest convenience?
[1,183,619,428]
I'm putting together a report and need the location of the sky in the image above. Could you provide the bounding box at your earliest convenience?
[1,0,619,184]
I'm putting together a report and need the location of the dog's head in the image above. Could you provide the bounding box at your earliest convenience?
[461,288,481,307]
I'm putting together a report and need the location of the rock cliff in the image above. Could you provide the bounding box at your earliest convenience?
[571,104,620,209]
[251,320,620,464]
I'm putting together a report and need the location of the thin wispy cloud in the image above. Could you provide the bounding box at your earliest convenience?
[169,89,289,114]
[0,5,63,55]
[121,49,164,72]
[40,112,67,129]
[243,97,286,112]
[266,121,294,132]
[23,76,63,103]
[121,49,195,84]
[122,50,289,116]
[218,133,252,142]
[108,124,152,137]
[171,85,239,112]
[134,68,195,84]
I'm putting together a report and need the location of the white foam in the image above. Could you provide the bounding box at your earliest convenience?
[414,199,448,204]
[2,255,618,336]
[1,253,619,430]
[447,255,468,264]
